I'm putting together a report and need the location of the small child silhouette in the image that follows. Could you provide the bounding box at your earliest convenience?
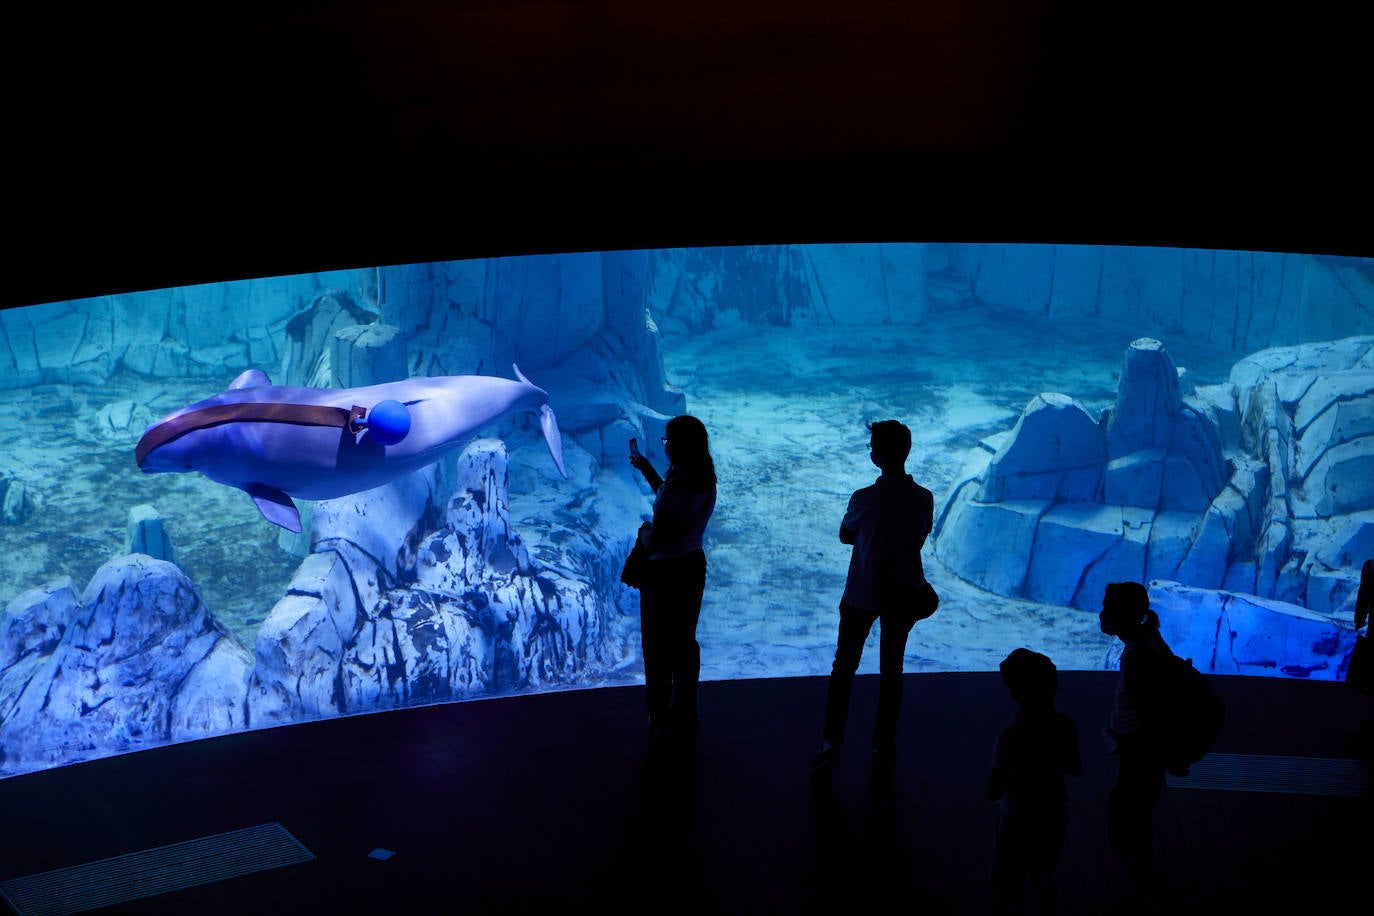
[987,648,1082,916]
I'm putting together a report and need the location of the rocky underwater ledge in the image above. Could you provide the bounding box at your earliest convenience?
[936,335,1374,681]
[0,438,641,778]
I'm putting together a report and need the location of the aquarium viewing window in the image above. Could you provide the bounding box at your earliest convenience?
[0,241,1371,778]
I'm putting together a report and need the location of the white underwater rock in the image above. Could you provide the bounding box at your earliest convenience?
[0,556,252,776]
[0,476,33,525]
[983,394,1104,503]
[125,503,177,565]
[247,438,623,727]
[938,336,1374,629]
[329,322,407,389]
[1145,580,1356,680]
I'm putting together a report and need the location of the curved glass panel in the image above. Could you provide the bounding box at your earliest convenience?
[1,242,1371,777]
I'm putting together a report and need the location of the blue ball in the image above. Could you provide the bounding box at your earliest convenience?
[365,399,410,446]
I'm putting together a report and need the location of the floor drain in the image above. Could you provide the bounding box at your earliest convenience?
[1167,753,1370,797]
[0,822,315,916]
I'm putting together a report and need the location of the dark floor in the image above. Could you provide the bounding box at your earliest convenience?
[0,670,1370,916]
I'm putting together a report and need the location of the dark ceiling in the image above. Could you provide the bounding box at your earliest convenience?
[5,2,1370,309]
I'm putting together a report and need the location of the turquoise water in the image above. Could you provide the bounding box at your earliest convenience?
[0,242,1371,777]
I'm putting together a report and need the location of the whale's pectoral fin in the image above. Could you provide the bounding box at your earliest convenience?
[246,483,302,532]
[539,404,567,478]
[229,368,272,389]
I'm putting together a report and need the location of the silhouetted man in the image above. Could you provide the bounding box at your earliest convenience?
[811,419,934,774]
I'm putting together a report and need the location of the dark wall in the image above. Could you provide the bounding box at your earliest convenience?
[6,2,1371,309]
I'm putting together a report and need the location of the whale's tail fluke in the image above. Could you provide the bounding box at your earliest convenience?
[540,404,567,478]
[512,364,567,479]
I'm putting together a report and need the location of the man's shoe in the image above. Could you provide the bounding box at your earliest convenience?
[810,741,841,774]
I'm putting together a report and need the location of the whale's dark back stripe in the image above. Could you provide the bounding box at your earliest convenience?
[135,402,352,466]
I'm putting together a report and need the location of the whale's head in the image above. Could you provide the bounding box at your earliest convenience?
[135,415,219,474]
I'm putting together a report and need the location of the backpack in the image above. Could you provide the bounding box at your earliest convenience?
[1147,654,1226,773]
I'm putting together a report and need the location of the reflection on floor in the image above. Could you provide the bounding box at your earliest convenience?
[0,671,1369,916]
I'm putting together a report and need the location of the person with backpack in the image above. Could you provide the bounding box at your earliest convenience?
[1098,581,1183,914]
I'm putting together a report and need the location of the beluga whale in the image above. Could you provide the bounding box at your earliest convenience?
[135,364,567,533]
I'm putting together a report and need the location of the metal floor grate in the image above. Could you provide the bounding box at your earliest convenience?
[0,822,315,916]
[1167,753,1370,797]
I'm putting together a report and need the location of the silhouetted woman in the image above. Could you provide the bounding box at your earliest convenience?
[630,415,717,741]
[1098,581,1179,913]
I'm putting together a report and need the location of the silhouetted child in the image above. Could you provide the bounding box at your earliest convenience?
[987,648,1081,916]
